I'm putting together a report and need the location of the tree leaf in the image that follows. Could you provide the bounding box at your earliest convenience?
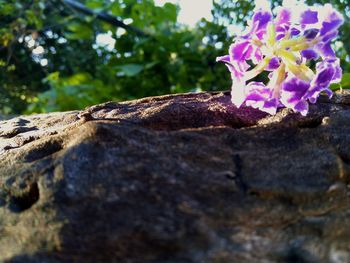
[66,22,93,40]
[116,64,144,77]
[340,73,350,89]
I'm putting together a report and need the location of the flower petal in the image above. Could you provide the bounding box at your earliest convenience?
[303,28,319,39]
[300,9,318,25]
[301,49,319,60]
[314,64,335,86]
[331,63,342,83]
[252,48,263,64]
[290,27,301,36]
[294,101,309,116]
[229,41,252,61]
[321,30,338,42]
[275,8,291,27]
[281,77,310,115]
[319,4,344,36]
[261,99,280,115]
[231,80,247,108]
[216,55,230,63]
[275,8,291,39]
[306,58,340,103]
[224,61,249,80]
[316,42,336,58]
[244,82,279,114]
[252,9,273,39]
[266,57,280,70]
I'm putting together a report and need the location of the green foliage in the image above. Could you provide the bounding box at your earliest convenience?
[27,72,107,112]
[0,0,232,114]
[340,73,350,89]
[0,0,349,114]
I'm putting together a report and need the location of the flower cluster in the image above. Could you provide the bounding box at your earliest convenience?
[217,3,344,115]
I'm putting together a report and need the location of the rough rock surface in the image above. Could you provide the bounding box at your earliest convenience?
[1,91,350,263]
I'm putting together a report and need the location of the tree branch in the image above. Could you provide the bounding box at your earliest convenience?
[62,0,150,37]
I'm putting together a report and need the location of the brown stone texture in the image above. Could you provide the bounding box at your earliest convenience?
[0,90,350,262]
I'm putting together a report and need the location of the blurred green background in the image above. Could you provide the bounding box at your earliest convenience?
[0,0,349,115]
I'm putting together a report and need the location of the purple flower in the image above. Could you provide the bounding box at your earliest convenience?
[217,3,344,116]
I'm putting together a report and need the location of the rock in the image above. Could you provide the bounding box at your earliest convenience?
[0,90,350,263]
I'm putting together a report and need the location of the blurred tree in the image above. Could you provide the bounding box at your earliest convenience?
[0,0,230,114]
[0,0,349,114]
